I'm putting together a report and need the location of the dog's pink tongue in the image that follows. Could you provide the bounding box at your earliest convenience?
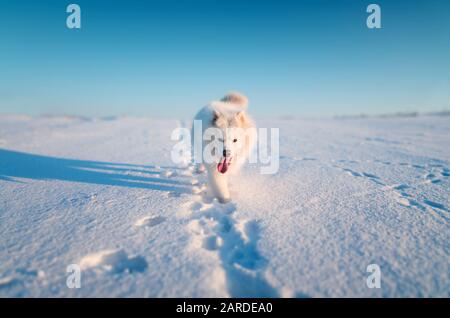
[217,157,229,174]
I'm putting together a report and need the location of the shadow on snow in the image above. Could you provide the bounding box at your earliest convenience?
[0,148,191,194]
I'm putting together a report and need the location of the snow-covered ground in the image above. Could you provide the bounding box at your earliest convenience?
[0,114,448,297]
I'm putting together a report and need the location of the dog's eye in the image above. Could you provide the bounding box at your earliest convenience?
[233,139,237,143]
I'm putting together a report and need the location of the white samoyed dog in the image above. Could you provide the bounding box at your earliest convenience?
[192,92,256,203]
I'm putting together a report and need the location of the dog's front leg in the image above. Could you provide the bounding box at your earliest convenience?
[207,168,230,203]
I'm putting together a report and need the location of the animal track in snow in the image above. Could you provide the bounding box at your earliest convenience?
[15,268,45,278]
[423,200,448,212]
[362,172,379,179]
[365,136,401,145]
[395,196,425,211]
[424,178,442,184]
[60,193,96,208]
[180,162,278,297]
[167,192,182,198]
[187,203,277,296]
[0,268,45,293]
[202,235,222,251]
[297,157,317,161]
[188,200,206,211]
[440,168,450,177]
[343,168,362,177]
[335,159,449,222]
[373,159,392,165]
[191,181,207,194]
[420,167,448,184]
[340,167,385,185]
[135,216,166,227]
[391,188,449,221]
[79,249,148,274]
[0,276,20,289]
[386,184,410,191]
[280,156,317,162]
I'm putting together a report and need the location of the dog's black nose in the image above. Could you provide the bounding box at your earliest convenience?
[223,149,230,157]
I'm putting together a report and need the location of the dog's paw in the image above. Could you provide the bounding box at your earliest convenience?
[217,197,231,204]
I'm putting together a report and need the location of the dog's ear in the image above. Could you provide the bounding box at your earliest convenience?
[235,111,245,124]
[212,110,220,125]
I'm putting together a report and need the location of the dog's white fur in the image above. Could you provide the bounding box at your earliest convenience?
[192,92,255,203]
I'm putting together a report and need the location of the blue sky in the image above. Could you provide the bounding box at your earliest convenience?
[0,0,449,117]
